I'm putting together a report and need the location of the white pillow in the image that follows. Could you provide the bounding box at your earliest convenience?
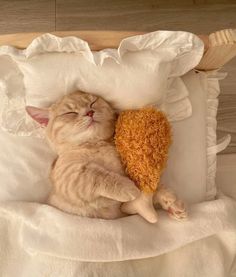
[164,70,230,202]
[161,71,208,203]
[0,31,220,204]
[0,31,203,137]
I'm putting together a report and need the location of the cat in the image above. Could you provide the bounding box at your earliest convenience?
[26,91,187,220]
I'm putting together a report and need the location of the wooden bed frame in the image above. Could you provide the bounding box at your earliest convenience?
[0,29,235,70]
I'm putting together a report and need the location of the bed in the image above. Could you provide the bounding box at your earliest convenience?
[0,29,236,277]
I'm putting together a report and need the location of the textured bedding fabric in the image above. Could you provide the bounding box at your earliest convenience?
[1,232,236,277]
[0,195,236,277]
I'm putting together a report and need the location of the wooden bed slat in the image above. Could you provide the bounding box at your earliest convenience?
[197,29,236,70]
[0,31,144,50]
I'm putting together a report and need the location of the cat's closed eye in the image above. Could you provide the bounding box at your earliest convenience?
[59,111,78,117]
[64,112,78,115]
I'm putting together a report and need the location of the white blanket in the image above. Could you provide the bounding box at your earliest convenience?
[0,194,236,276]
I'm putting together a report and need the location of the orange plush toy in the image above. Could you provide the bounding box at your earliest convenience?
[115,107,171,223]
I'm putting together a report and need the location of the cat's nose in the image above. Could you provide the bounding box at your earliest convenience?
[86,110,94,117]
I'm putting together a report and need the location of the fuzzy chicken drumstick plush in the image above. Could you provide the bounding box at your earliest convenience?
[115,107,171,223]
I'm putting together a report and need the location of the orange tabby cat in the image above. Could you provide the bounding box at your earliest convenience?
[26,91,140,219]
[26,91,187,220]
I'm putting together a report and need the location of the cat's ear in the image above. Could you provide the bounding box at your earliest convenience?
[26,106,49,127]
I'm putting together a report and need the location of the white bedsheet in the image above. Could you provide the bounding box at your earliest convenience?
[0,194,236,276]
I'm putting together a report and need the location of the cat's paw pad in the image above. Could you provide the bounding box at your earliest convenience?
[167,200,188,221]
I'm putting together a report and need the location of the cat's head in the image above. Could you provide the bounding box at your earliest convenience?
[26,91,116,151]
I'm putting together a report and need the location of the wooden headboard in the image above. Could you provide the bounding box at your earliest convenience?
[0,29,235,70]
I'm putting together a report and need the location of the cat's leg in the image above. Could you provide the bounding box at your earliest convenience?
[83,163,140,202]
[153,184,187,220]
[121,193,159,223]
[96,202,126,219]
[49,193,124,219]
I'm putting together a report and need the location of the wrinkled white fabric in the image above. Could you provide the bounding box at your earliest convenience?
[0,195,235,277]
[0,55,43,138]
[0,31,204,137]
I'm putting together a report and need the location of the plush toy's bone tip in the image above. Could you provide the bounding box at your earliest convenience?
[121,192,158,223]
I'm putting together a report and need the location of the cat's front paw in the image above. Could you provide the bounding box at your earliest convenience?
[167,200,188,221]
[153,184,177,209]
[153,184,188,221]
